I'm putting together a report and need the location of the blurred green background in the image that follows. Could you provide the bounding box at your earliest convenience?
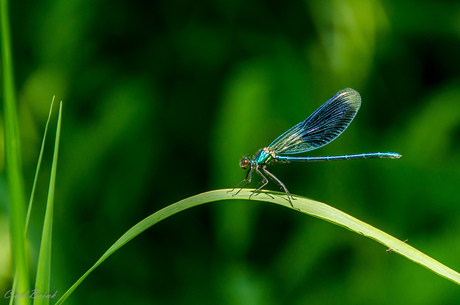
[2,0,460,304]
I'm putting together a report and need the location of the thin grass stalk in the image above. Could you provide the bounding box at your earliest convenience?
[1,0,30,304]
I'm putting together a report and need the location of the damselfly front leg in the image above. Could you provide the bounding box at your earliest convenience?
[230,166,253,196]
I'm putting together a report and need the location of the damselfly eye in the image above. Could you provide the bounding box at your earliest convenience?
[239,157,250,169]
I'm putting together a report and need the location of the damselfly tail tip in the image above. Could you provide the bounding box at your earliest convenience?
[393,153,402,159]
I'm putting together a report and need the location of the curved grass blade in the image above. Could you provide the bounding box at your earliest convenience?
[34,102,62,305]
[25,96,56,235]
[55,189,460,304]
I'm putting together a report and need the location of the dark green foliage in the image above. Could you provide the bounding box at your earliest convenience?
[2,0,460,304]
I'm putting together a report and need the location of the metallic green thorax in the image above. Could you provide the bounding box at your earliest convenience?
[253,147,275,165]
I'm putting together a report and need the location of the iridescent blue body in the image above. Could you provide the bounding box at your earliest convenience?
[232,88,401,208]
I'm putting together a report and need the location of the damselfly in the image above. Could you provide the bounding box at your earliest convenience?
[232,88,401,207]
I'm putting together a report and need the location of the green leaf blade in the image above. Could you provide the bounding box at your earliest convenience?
[25,97,55,236]
[1,0,30,303]
[55,189,460,304]
[34,102,62,305]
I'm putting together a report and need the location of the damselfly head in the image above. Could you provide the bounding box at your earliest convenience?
[239,157,251,169]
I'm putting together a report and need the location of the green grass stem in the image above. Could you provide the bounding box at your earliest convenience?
[55,189,460,304]
[1,0,30,303]
[25,97,55,235]
[34,102,62,305]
